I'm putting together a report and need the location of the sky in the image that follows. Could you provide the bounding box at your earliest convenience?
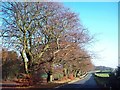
[118,2,120,66]
[1,0,119,2]
[63,2,118,68]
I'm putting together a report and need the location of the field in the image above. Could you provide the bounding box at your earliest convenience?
[94,73,110,77]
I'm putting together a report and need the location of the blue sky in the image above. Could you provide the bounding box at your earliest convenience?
[63,2,118,68]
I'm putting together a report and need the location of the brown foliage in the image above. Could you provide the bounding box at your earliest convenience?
[32,41,93,79]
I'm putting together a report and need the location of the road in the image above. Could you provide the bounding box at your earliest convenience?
[54,73,100,89]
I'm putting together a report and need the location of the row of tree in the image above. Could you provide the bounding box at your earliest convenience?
[1,2,94,81]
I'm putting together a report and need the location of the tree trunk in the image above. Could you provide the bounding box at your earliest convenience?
[63,68,67,76]
[74,70,78,77]
[49,71,53,82]
[27,32,33,70]
[56,38,60,49]
[49,62,54,82]
[26,51,33,71]
[22,49,29,74]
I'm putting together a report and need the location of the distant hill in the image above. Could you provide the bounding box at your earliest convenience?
[95,66,113,71]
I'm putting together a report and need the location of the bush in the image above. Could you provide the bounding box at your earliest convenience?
[2,59,21,80]
[53,73,63,80]
[40,73,48,78]
[68,73,74,80]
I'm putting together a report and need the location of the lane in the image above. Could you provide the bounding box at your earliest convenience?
[54,73,100,89]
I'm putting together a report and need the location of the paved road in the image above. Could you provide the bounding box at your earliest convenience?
[54,74,100,89]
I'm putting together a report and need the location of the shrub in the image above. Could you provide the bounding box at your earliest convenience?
[40,73,48,78]
[2,59,21,80]
[53,73,64,80]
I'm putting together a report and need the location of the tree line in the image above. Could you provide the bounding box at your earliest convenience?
[1,2,94,82]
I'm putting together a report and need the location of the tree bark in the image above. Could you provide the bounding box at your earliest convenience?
[22,49,29,74]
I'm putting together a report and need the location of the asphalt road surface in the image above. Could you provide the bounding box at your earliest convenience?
[54,73,100,89]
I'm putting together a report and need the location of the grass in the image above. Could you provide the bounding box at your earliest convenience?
[94,73,110,77]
